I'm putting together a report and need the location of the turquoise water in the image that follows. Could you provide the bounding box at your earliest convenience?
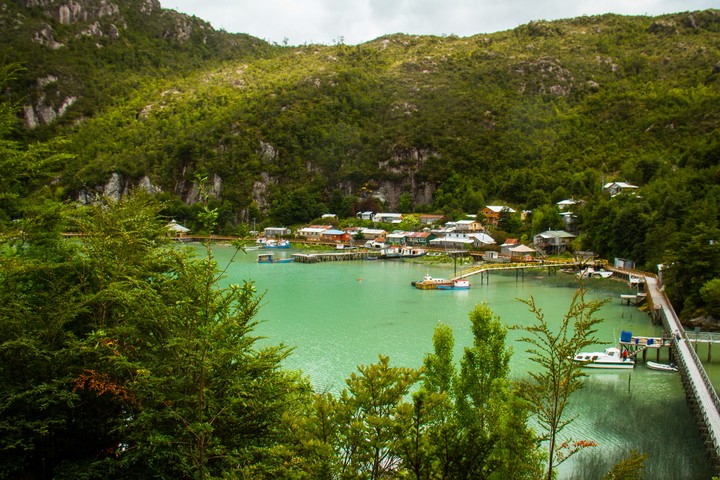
[207,245,712,479]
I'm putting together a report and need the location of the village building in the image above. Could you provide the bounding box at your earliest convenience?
[373,213,403,224]
[430,232,495,249]
[533,229,576,254]
[263,227,291,238]
[166,220,190,237]
[406,231,435,247]
[356,211,374,220]
[296,225,332,241]
[499,238,519,255]
[453,219,484,232]
[603,181,639,197]
[481,205,516,226]
[385,232,408,245]
[556,198,581,211]
[419,214,444,225]
[320,229,351,243]
[358,227,387,242]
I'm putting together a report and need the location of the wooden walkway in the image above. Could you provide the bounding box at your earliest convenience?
[450,259,580,282]
[645,276,720,471]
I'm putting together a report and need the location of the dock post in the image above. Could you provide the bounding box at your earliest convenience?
[709,342,713,363]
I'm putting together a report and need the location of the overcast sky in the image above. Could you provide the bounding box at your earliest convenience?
[161,1,719,46]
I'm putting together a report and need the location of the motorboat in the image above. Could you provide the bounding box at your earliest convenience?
[572,347,635,369]
[262,239,291,249]
[646,361,678,372]
[437,279,471,290]
[257,253,294,264]
[577,267,613,279]
[411,274,452,290]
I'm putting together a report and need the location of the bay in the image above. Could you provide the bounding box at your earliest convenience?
[207,245,712,479]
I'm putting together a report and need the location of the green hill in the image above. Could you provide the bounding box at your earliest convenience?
[1,4,719,317]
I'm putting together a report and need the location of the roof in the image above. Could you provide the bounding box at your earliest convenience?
[509,244,536,253]
[536,230,576,239]
[469,233,496,244]
[321,229,345,235]
[359,228,386,235]
[166,220,190,233]
[484,205,516,213]
[603,182,638,190]
[430,237,473,244]
[298,227,329,234]
[407,231,432,238]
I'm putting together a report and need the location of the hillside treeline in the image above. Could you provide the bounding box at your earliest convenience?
[1,7,719,316]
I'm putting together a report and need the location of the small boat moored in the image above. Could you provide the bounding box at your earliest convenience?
[437,279,471,290]
[412,274,452,290]
[577,267,614,279]
[262,239,291,249]
[257,253,295,264]
[646,361,678,372]
[572,347,635,369]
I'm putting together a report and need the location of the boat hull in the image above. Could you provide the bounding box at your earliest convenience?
[646,361,678,372]
[577,361,635,369]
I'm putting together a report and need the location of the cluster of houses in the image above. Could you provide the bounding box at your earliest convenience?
[171,185,641,256]
[260,202,590,256]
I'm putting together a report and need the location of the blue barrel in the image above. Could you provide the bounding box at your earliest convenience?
[620,330,632,343]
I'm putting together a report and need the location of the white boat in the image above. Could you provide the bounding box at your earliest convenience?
[577,267,613,279]
[572,347,635,369]
[646,361,678,372]
[437,279,471,290]
[411,274,451,290]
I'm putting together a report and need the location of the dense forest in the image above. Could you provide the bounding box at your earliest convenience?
[1,2,719,320]
[1,1,720,477]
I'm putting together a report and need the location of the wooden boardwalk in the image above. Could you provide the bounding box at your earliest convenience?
[450,259,580,282]
[645,276,720,471]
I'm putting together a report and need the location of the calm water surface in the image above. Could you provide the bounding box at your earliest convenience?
[208,245,713,479]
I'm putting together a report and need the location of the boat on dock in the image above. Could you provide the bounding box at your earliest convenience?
[572,347,635,369]
[577,267,613,279]
[647,361,678,372]
[262,239,291,249]
[437,279,471,290]
[257,253,294,264]
[411,274,452,290]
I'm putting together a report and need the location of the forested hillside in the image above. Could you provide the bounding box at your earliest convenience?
[1,3,720,319]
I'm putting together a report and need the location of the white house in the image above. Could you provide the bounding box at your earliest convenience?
[356,211,374,220]
[296,226,331,240]
[264,227,291,238]
[603,182,639,197]
[453,220,483,232]
[373,213,403,224]
[556,198,581,211]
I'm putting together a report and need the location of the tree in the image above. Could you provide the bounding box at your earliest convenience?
[514,288,607,480]
[0,193,312,478]
[421,307,542,480]
[603,450,647,480]
[333,355,420,479]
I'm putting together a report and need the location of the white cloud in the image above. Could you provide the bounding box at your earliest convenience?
[161,0,719,45]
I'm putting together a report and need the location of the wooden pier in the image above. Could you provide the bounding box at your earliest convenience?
[645,275,720,472]
[450,259,580,284]
[292,252,370,263]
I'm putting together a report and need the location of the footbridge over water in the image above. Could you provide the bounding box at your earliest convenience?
[455,263,720,471]
[645,276,720,472]
[450,259,580,283]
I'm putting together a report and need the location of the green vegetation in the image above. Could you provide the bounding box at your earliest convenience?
[515,289,608,479]
[3,6,719,318]
[0,6,717,474]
